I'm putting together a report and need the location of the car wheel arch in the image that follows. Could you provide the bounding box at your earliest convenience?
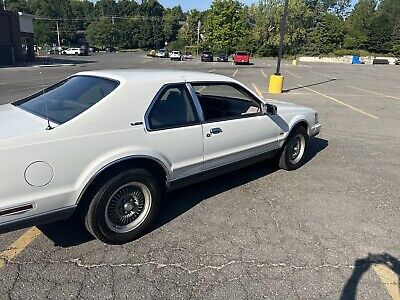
[75,156,170,209]
[290,120,309,136]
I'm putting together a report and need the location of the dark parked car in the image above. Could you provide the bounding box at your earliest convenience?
[80,46,89,56]
[217,53,228,62]
[88,46,99,53]
[395,57,400,65]
[201,51,213,62]
[105,46,116,53]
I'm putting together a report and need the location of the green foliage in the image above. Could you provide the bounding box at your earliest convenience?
[6,0,400,57]
[368,13,392,53]
[204,0,249,53]
[178,9,204,47]
[392,23,400,55]
[86,18,118,48]
[344,0,376,49]
[163,6,184,42]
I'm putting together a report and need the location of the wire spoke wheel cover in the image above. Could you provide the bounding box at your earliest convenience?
[105,182,152,233]
[289,134,305,165]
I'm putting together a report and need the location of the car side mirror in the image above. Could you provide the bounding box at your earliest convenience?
[264,103,277,115]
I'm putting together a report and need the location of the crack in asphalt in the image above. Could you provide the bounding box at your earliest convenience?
[6,258,355,274]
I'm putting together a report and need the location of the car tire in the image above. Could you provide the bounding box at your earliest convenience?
[83,168,162,244]
[278,126,309,171]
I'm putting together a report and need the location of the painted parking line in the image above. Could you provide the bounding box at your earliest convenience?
[208,68,215,73]
[213,62,217,66]
[346,85,400,100]
[252,83,263,98]
[373,264,400,300]
[0,227,41,270]
[233,69,239,77]
[298,84,379,119]
[141,59,150,64]
[285,70,302,79]
[260,69,269,78]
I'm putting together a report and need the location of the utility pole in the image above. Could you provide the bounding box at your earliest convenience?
[197,20,201,59]
[56,21,61,48]
[275,0,289,75]
[268,0,289,94]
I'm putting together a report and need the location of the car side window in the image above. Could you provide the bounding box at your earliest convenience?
[148,85,200,130]
[191,83,261,122]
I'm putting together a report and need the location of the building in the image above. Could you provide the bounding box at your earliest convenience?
[0,8,35,65]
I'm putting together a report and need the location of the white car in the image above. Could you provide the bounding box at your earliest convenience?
[0,70,320,244]
[156,49,168,58]
[63,48,84,55]
[170,51,182,61]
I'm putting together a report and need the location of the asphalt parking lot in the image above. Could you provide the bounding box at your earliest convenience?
[1,52,399,300]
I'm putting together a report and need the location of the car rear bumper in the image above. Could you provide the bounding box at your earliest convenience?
[310,123,321,137]
[202,57,213,62]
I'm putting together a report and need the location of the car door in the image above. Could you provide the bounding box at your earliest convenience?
[189,82,281,171]
[144,84,203,180]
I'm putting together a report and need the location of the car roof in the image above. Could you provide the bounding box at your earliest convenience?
[75,69,232,84]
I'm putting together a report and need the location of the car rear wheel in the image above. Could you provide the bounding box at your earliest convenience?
[83,168,161,244]
[278,126,309,171]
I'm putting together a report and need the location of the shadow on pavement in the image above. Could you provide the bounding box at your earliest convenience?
[38,214,95,247]
[40,137,328,247]
[283,78,337,92]
[150,137,328,235]
[45,57,97,65]
[340,253,400,300]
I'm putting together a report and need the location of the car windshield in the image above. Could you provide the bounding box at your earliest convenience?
[13,76,119,124]
[203,52,212,55]
[236,52,248,55]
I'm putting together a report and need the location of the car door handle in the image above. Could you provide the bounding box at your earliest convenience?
[207,127,223,137]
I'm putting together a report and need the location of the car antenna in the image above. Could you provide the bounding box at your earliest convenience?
[40,71,53,130]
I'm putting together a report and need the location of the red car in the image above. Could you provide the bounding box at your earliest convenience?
[233,51,250,65]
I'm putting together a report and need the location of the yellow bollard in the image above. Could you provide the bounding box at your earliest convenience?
[268,75,284,94]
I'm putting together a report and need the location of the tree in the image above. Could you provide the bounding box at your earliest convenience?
[324,13,345,52]
[117,0,138,17]
[204,0,249,53]
[286,0,315,55]
[3,0,29,12]
[178,9,204,47]
[86,18,118,48]
[368,12,393,53]
[331,0,352,19]
[392,23,400,55]
[344,0,377,49]
[248,0,281,56]
[94,0,117,17]
[163,6,184,43]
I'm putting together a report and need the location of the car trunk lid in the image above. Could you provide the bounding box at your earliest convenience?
[0,104,53,140]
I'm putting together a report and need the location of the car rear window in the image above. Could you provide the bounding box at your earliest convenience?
[13,75,119,124]
[236,52,248,55]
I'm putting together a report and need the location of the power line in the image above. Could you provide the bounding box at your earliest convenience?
[35,15,175,21]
